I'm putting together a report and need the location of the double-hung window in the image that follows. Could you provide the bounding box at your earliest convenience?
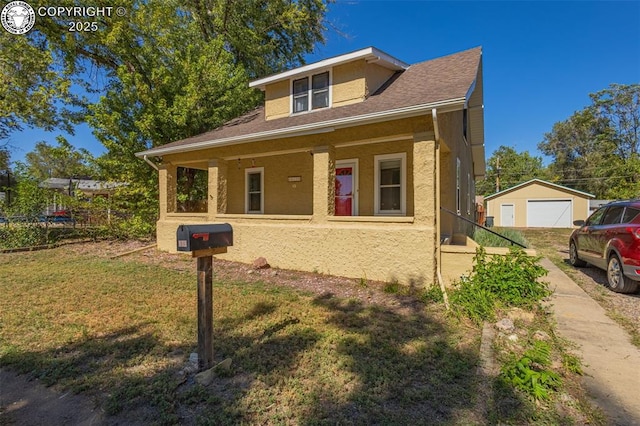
[292,71,329,113]
[245,167,264,214]
[374,153,406,215]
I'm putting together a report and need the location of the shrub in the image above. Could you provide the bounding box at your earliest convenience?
[0,223,50,249]
[473,227,529,248]
[450,247,550,324]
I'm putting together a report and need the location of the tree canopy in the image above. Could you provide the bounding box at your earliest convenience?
[3,0,329,233]
[22,136,96,181]
[0,33,83,141]
[539,83,639,198]
[476,146,549,196]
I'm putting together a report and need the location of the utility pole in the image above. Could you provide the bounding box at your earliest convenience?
[495,157,501,193]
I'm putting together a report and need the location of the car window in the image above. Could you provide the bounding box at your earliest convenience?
[601,206,624,225]
[586,207,607,226]
[622,207,640,223]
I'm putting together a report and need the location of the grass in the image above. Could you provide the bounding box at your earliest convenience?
[0,245,483,424]
[0,242,603,424]
[473,227,529,248]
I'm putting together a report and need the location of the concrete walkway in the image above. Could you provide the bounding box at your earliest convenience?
[541,258,640,426]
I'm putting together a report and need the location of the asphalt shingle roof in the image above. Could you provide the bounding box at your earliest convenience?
[138,46,482,157]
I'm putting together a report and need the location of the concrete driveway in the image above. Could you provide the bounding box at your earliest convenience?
[542,258,640,425]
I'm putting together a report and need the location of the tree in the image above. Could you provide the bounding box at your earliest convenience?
[0,33,83,141]
[539,83,640,198]
[23,136,96,181]
[16,0,329,235]
[476,146,549,195]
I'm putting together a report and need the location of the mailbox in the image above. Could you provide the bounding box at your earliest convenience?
[176,223,233,252]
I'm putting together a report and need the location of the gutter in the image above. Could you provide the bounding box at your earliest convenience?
[135,97,466,158]
[143,155,159,171]
[432,108,450,310]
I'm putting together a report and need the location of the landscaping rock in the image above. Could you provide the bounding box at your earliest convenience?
[495,318,515,332]
[507,307,535,323]
[253,257,270,269]
[533,330,551,341]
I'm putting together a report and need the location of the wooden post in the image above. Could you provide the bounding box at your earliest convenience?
[197,255,214,370]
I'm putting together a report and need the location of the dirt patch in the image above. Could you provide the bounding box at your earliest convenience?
[0,369,104,426]
[75,240,430,316]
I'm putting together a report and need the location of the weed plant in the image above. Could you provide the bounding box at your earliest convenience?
[449,247,550,325]
[500,340,562,401]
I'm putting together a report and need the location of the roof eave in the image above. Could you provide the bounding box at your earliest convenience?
[249,47,409,90]
[136,98,466,158]
[485,179,596,200]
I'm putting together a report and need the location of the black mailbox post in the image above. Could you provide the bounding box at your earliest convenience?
[177,223,233,371]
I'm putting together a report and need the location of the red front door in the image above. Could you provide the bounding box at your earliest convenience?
[335,166,354,216]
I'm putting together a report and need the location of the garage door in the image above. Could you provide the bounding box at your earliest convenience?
[527,200,572,227]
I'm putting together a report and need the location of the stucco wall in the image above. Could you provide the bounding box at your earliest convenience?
[264,80,290,120]
[261,59,398,118]
[157,116,439,286]
[438,111,476,238]
[441,245,537,286]
[158,218,435,286]
[364,62,396,96]
[225,152,314,215]
[332,60,366,107]
[486,183,591,227]
[336,140,415,216]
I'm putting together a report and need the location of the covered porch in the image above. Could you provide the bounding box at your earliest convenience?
[155,117,443,285]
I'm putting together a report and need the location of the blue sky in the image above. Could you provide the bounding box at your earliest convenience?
[6,0,640,166]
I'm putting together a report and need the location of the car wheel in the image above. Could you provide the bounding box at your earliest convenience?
[569,241,586,267]
[607,255,639,294]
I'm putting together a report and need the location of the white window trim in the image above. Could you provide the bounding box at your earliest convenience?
[336,159,359,216]
[245,167,264,214]
[290,69,332,115]
[374,153,406,216]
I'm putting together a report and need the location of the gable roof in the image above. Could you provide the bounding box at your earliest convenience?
[484,179,595,200]
[136,46,483,159]
[249,47,409,90]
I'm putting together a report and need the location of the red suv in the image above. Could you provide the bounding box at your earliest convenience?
[569,200,640,293]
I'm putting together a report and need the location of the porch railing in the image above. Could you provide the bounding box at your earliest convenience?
[440,206,527,248]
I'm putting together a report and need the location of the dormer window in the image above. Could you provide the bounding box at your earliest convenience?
[292,71,330,114]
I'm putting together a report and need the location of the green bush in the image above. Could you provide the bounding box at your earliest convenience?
[450,247,550,324]
[0,224,50,249]
[473,227,528,248]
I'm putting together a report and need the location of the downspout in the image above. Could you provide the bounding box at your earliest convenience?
[432,108,450,310]
[143,155,159,171]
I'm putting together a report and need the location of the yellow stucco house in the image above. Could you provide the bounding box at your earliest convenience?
[136,46,485,286]
[485,179,594,228]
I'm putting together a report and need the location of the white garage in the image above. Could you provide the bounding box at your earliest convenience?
[526,199,572,227]
[485,179,594,228]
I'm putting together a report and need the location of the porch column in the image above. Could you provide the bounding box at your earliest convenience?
[312,145,335,222]
[159,163,177,219]
[412,132,437,225]
[207,159,227,220]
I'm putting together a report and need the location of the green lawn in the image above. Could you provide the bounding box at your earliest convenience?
[0,244,486,425]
